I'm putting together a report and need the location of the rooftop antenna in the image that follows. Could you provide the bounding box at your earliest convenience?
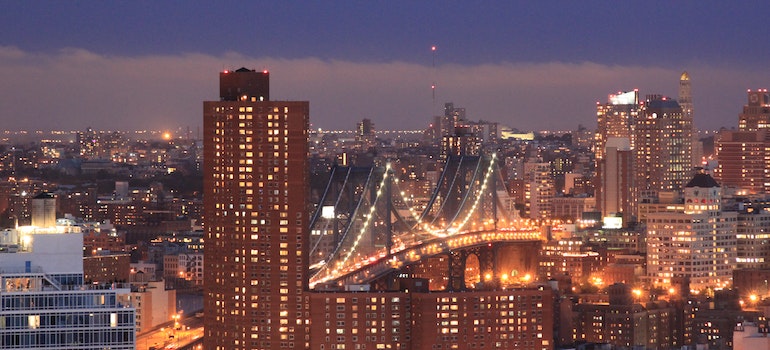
[431,45,437,115]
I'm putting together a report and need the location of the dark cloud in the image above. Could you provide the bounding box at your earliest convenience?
[0,46,764,132]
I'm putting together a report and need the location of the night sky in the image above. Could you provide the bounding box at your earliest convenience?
[1,1,768,132]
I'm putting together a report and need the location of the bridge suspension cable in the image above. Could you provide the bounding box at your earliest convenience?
[311,164,391,282]
[308,166,353,258]
[392,154,497,238]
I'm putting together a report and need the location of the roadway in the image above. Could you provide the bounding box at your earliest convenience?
[136,314,204,350]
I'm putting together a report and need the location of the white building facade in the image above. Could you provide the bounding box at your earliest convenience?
[646,171,737,292]
[0,211,135,348]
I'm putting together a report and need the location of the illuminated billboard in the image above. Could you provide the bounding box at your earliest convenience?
[321,206,335,219]
[602,216,623,229]
[609,91,637,105]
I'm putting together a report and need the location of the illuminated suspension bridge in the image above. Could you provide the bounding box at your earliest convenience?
[308,154,543,289]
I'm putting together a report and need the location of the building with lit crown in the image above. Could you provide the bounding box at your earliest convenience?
[594,90,638,160]
[715,90,770,194]
[738,89,770,131]
[203,68,310,349]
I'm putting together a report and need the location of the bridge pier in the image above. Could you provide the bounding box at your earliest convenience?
[446,243,499,291]
[447,250,466,291]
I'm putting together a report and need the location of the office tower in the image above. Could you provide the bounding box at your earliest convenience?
[356,118,375,139]
[635,95,692,201]
[440,102,480,157]
[355,118,376,149]
[594,90,638,160]
[714,130,770,194]
[738,89,770,131]
[0,193,135,349]
[203,68,310,350]
[441,125,481,157]
[679,72,703,168]
[528,162,554,219]
[442,102,466,137]
[597,137,635,224]
[736,208,770,269]
[646,170,737,291]
[678,72,693,123]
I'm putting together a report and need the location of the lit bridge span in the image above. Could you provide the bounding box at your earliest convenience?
[308,154,544,290]
[313,228,541,288]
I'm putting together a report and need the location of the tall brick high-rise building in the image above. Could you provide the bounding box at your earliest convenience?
[738,89,770,131]
[714,129,770,194]
[203,68,310,350]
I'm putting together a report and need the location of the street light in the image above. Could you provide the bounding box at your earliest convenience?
[172,313,181,331]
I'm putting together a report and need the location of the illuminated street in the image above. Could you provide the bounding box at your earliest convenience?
[136,315,203,350]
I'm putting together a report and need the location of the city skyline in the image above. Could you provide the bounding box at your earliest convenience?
[1,2,769,131]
